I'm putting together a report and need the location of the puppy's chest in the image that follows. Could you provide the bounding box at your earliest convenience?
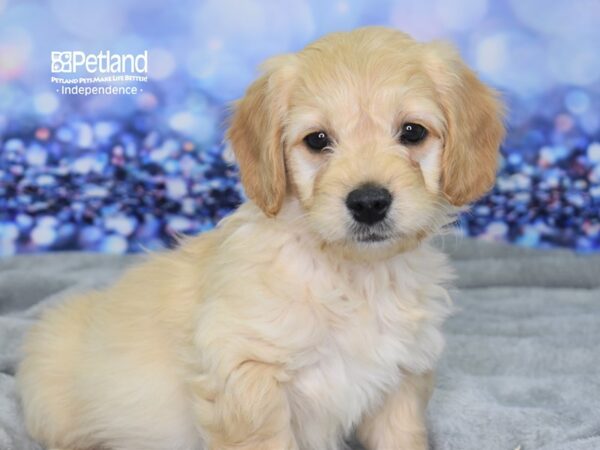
[285,264,444,442]
[289,310,407,414]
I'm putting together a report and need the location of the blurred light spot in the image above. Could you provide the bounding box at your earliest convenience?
[474,32,549,97]
[0,27,33,80]
[5,138,24,152]
[482,221,508,242]
[26,144,48,166]
[105,215,137,236]
[336,1,349,13]
[475,34,506,74]
[150,138,179,162]
[56,127,74,142]
[169,111,216,143]
[113,34,146,55]
[435,0,488,31]
[74,122,94,148]
[16,214,33,229]
[508,153,522,165]
[168,215,193,232]
[194,0,314,65]
[38,216,58,228]
[36,174,56,186]
[101,235,128,254]
[548,38,600,86]
[589,166,600,183]
[555,114,574,132]
[223,142,236,164]
[539,145,568,165]
[50,0,124,39]
[390,2,445,40]
[309,0,364,33]
[1,223,19,241]
[35,127,50,141]
[588,142,600,163]
[510,0,600,41]
[80,226,102,245]
[31,223,56,246]
[137,92,158,110]
[94,121,118,142]
[83,185,108,197]
[516,226,540,247]
[207,38,224,51]
[72,155,96,174]
[166,178,188,199]
[580,111,600,135]
[169,112,196,133]
[57,223,75,241]
[187,50,254,101]
[149,48,176,80]
[33,92,59,115]
[1,222,18,256]
[565,90,590,115]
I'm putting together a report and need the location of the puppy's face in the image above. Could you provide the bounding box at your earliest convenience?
[229,27,504,253]
[283,43,448,247]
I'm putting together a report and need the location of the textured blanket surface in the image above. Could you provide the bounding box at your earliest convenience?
[1,239,599,450]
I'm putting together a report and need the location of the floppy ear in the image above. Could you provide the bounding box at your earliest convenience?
[227,56,297,217]
[426,43,505,206]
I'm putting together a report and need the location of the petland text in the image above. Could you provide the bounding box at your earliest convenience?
[51,51,148,74]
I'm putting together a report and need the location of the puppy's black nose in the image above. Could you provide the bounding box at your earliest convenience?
[346,184,392,225]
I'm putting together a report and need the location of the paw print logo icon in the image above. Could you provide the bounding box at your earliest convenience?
[51,52,72,73]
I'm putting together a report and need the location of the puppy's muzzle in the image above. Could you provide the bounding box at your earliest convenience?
[346,184,392,225]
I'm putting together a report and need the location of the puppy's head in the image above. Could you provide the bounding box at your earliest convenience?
[228,27,504,252]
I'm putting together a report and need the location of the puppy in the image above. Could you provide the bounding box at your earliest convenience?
[18,27,504,450]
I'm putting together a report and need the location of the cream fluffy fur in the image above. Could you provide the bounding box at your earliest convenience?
[18,27,504,450]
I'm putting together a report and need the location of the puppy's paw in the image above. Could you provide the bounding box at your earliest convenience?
[363,431,428,450]
[213,435,299,450]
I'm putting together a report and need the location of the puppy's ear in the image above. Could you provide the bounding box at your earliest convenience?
[426,43,505,206]
[227,55,297,217]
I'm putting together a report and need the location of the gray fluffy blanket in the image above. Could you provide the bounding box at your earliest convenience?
[1,239,599,450]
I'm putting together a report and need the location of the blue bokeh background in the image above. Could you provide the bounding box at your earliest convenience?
[0,0,599,255]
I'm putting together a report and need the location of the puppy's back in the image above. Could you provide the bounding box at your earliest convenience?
[18,291,102,446]
[17,249,209,450]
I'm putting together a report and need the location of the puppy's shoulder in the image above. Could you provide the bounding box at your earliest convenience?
[391,240,455,286]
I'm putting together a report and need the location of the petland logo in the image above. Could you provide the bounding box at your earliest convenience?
[51,51,148,74]
[50,50,148,96]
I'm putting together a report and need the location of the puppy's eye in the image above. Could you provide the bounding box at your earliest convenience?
[304,131,331,152]
[400,123,428,145]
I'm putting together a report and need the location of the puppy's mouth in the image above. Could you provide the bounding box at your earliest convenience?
[356,233,389,243]
[350,222,397,243]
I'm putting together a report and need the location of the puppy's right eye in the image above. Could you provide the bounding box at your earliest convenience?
[304,131,331,152]
[400,123,428,145]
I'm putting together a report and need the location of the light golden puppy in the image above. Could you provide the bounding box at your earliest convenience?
[18,27,504,450]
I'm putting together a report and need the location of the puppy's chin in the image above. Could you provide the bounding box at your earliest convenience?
[322,228,426,261]
[349,221,398,244]
[356,234,390,243]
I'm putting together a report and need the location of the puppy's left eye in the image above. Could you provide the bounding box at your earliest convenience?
[304,131,331,152]
[400,123,428,145]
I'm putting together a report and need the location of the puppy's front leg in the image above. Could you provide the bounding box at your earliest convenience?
[357,371,434,450]
[192,360,298,450]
